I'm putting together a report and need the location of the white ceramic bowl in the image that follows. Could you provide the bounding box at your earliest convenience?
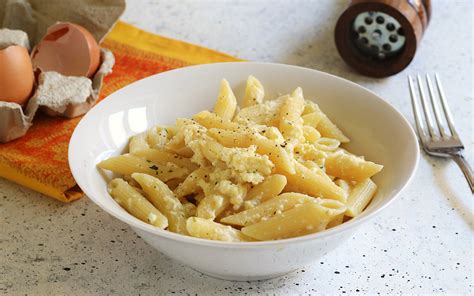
[69,62,419,281]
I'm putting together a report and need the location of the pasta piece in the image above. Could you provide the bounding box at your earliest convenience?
[97,154,189,182]
[235,95,287,126]
[196,194,230,220]
[253,136,295,175]
[182,202,197,218]
[192,110,241,131]
[207,128,253,148]
[334,178,351,194]
[214,79,237,121]
[345,178,377,217]
[241,200,346,240]
[213,180,248,210]
[325,152,383,181]
[221,192,315,226]
[101,77,384,242]
[301,161,333,183]
[146,127,168,148]
[294,143,327,166]
[198,139,273,184]
[316,113,350,143]
[278,88,305,140]
[285,162,347,202]
[302,125,321,143]
[129,132,149,154]
[174,167,211,200]
[108,178,168,229]
[193,192,205,203]
[133,148,198,171]
[165,132,186,152]
[174,147,194,158]
[207,129,293,175]
[165,178,183,190]
[327,213,344,228]
[302,100,321,115]
[242,75,264,107]
[123,175,141,189]
[244,174,287,207]
[132,173,188,234]
[314,137,340,152]
[186,217,254,242]
[302,112,323,128]
[147,126,178,149]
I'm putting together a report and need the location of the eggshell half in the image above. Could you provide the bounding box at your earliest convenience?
[0,45,34,105]
[31,22,100,78]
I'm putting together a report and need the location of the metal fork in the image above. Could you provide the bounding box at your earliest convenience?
[408,74,473,193]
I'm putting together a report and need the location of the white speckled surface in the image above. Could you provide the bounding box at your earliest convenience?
[1,0,473,295]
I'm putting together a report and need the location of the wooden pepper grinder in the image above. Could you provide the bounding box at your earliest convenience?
[335,0,431,77]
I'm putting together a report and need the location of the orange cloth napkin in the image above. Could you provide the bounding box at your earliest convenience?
[0,21,239,202]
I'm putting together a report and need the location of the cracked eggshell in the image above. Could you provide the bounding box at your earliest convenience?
[31,22,101,78]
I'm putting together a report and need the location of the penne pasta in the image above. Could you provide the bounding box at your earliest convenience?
[314,137,340,152]
[196,194,230,220]
[302,125,321,143]
[182,202,197,218]
[242,75,264,107]
[208,128,253,148]
[214,79,238,121]
[327,213,345,228]
[147,126,178,149]
[294,143,327,166]
[208,129,295,175]
[221,192,315,226]
[108,178,168,229]
[186,217,254,242]
[129,132,149,154]
[99,76,383,242]
[241,200,345,240]
[245,174,287,203]
[133,148,198,171]
[174,167,211,200]
[334,178,351,194]
[97,154,190,182]
[279,88,305,141]
[193,110,241,131]
[345,178,377,217]
[132,173,188,234]
[316,113,350,143]
[285,162,347,202]
[165,178,183,190]
[302,112,324,128]
[325,152,383,181]
[253,135,296,175]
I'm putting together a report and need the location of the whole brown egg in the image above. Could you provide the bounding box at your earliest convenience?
[0,45,35,105]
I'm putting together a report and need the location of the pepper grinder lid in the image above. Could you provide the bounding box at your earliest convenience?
[335,0,431,77]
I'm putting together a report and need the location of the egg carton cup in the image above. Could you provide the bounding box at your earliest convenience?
[0,49,114,143]
[0,0,125,143]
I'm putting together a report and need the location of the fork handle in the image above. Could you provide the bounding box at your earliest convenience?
[452,153,474,193]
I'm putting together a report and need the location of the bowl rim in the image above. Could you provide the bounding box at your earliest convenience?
[69,61,420,248]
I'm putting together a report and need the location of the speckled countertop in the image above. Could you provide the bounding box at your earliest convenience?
[1,0,472,295]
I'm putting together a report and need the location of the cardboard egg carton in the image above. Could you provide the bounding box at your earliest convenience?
[0,0,125,143]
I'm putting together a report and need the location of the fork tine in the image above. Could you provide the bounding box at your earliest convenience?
[434,73,459,138]
[408,76,427,141]
[416,75,437,138]
[426,74,449,138]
